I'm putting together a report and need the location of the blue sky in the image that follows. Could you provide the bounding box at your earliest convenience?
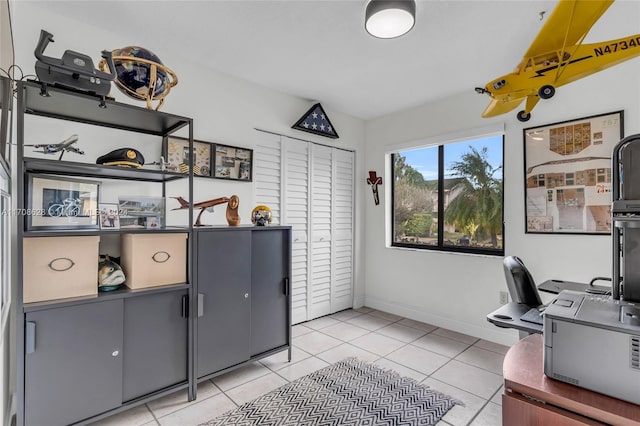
[400,135,503,180]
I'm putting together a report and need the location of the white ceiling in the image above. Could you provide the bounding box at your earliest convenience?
[25,0,640,120]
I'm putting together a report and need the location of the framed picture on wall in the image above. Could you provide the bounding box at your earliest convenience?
[163,136,212,177]
[213,144,253,181]
[524,110,623,234]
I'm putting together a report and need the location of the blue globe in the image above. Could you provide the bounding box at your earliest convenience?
[112,46,169,100]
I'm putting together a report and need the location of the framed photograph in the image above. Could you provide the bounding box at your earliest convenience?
[524,110,623,234]
[118,196,164,229]
[163,136,212,177]
[98,203,120,230]
[145,216,160,230]
[27,174,100,230]
[213,144,253,181]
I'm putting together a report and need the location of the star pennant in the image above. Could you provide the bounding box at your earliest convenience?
[292,103,339,139]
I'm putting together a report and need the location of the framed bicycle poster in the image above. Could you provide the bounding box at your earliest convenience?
[26,174,100,231]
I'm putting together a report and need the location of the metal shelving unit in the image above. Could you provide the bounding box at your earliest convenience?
[15,80,195,426]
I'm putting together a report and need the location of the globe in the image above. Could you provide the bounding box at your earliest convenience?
[105,46,178,110]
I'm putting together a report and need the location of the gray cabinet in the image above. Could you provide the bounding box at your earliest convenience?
[196,227,291,379]
[123,290,189,401]
[251,229,289,355]
[196,229,252,377]
[24,290,190,425]
[25,300,124,426]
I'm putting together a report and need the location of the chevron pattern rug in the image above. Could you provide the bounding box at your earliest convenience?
[201,358,459,425]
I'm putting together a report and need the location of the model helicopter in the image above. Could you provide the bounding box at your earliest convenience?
[25,134,84,160]
[172,196,230,227]
[476,0,640,122]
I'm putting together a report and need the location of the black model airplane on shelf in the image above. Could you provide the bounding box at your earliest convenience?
[25,134,84,160]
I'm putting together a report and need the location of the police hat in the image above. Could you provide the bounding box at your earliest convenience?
[96,148,145,168]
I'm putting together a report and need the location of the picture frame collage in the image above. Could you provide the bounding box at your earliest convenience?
[163,136,253,181]
[523,110,623,235]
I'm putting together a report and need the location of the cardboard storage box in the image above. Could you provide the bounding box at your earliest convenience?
[121,233,187,289]
[23,236,100,303]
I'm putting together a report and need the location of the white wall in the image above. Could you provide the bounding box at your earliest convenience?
[364,45,640,345]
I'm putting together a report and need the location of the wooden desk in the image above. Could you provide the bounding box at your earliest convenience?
[503,334,640,425]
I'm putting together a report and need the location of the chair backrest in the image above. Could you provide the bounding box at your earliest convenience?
[503,256,543,307]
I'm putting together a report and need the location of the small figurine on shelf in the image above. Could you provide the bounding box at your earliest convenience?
[98,255,125,292]
[226,195,240,226]
[251,205,272,226]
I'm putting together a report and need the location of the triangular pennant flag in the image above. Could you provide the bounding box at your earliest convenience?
[292,103,339,139]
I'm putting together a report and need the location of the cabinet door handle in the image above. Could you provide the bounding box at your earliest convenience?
[197,293,204,317]
[244,293,249,299]
[26,322,36,354]
[283,278,290,296]
[181,295,189,318]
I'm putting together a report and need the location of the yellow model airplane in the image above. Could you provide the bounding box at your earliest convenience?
[476,0,640,122]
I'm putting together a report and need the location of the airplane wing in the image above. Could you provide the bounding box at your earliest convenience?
[481,97,524,118]
[65,146,85,154]
[523,0,614,58]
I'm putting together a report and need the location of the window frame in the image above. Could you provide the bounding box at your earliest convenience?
[390,136,505,256]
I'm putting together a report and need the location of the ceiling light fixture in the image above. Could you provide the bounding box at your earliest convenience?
[365,0,416,39]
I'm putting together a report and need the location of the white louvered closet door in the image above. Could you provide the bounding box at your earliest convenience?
[253,131,282,224]
[308,144,333,319]
[254,130,354,324]
[331,149,354,312]
[282,137,310,324]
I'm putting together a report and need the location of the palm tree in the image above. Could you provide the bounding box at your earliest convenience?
[444,146,503,247]
[393,154,434,240]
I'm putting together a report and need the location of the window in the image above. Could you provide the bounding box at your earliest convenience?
[391,135,504,255]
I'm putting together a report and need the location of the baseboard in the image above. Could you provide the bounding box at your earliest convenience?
[364,296,519,346]
[352,296,365,309]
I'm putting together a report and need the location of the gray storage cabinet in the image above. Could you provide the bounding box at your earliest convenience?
[15,80,195,426]
[25,300,124,426]
[196,229,252,377]
[123,290,188,401]
[251,229,289,355]
[196,226,291,379]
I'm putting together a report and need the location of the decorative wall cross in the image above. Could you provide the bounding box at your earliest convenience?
[366,171,382,205]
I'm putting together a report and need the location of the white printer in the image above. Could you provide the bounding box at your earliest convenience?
[543,290,640,404]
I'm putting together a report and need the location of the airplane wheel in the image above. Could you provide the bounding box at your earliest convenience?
[517,111,531,122]
[538,85,555,99]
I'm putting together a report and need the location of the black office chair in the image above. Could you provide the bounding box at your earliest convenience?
[503,256,543,307]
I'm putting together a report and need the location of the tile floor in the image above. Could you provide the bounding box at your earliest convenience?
[90,307,510,426]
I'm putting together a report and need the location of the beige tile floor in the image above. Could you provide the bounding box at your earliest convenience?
[90,307,509,426]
